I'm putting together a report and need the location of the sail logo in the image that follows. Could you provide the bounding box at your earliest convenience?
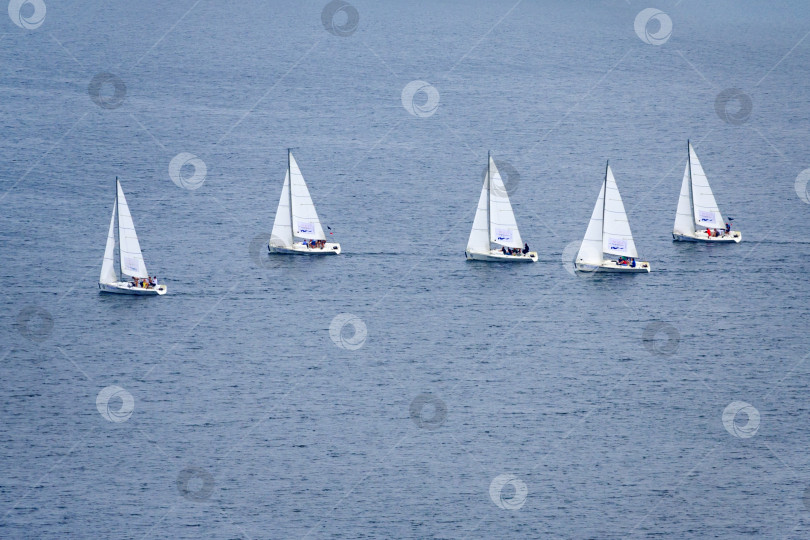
[495,229,513,243]
[124,257,140,273]
[698,210,715,223]
[607,238,626,251]
[298,222,315,235]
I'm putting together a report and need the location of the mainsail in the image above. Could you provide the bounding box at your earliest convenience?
[602,165,638,258]
[289,152,326,241]
[487,157,523,249]
[116,180,149,278]
[688,142,724,229]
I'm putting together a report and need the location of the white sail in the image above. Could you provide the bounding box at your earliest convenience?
[116,180,149,278]
[576,178,605,265]
[689,143,724,229]
[602,165,638,258]
[100,198,118,284]
[289,152,326,241]
[673,160,695,236]
[270,170,294,247]
[488,157,523,248]
[467,172,490,253]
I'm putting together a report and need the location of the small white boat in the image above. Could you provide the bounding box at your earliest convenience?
[465,152,537,262]
[268,150,341,255]
[575,162,650,273]
[673,141,741,243]
[99,178,167,295]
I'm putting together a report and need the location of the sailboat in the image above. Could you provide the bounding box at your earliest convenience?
[673,141,741,243]
[575,162,650,273]
[99,178,167,295]
[267,150,341,255]
[465,152,537,262]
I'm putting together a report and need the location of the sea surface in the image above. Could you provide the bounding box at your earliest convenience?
[2,1,810,538]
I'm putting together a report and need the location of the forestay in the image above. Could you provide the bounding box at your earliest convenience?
[289,153,326,241]
[116,180,149,278]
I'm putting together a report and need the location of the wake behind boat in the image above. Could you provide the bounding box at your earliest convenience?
[268,149,341,255]
[465,152,537,262]
[575,162,650,273]
[673,141,741,243]
[99,178,167,295]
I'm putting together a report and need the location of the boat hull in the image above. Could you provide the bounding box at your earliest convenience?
[673,230,741,243]
[99,282,167,295]
[268,242,341,255]
[465,250,538,262]
[575,260,651,273]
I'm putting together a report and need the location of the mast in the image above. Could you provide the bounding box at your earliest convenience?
[114,176,120,281]
[486,151,491,249]
[288,149,294,238]
[687,140,695,225]
[602,161,608,259]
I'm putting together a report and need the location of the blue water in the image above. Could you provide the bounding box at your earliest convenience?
[2,1,810,538]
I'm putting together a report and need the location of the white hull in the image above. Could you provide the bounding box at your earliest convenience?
[465,249,538,262]
[575,260,650,273]
[268,242,341,255]
[99,281,167,295]
[673,230,741,243]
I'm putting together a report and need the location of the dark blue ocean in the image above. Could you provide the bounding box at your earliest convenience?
[2,1,810,538]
